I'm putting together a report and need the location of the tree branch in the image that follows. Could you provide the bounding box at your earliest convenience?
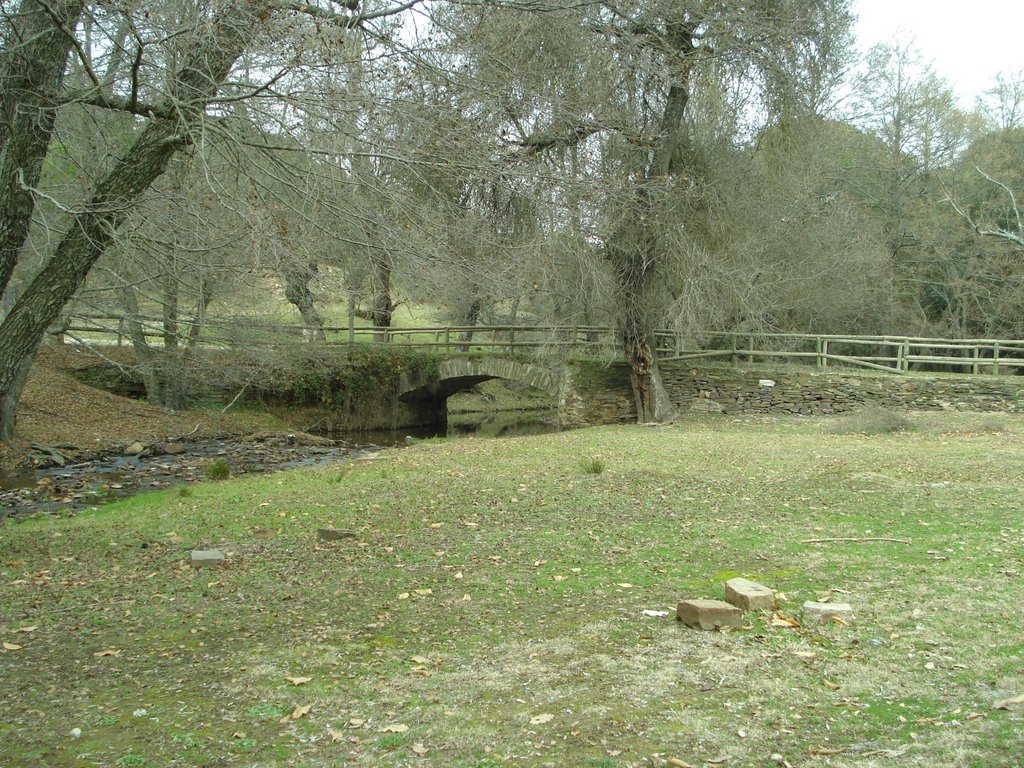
[946,168,1024,251]
[61,89,171,119]
[35,0,100,87]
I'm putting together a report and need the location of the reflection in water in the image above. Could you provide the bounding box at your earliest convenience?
[327,408,559,446]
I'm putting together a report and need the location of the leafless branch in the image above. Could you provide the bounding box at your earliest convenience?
[945,168,1024,251]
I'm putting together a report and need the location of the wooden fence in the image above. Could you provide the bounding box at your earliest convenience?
[60,314,1024,375]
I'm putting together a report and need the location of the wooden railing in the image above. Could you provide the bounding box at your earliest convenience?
[59,315,1024,375]
[653,331,1024,375]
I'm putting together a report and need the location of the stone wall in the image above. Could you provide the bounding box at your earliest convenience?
[558,361,1024,426]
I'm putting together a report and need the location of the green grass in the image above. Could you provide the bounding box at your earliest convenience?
[2,414,1023,767]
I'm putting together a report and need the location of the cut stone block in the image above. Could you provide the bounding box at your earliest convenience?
[190,549,226,568]
[677,599,743,630]
[724,578,776,611]
[318,528,356,541]
[802,601,854,624]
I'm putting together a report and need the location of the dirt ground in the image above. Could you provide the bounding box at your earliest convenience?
[0,346,290,470]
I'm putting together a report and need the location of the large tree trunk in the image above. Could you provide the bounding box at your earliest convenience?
[608,205,675,423]
[369,250,393,342]
[283,260,326,341]
[186,278,213,349]
[162,271,180,351]
[607,18,693,423]
[0,0,261,440]
[456,296,483,353]
[0,351,33,442]
[0,0,84,299]
[119,284,163,405]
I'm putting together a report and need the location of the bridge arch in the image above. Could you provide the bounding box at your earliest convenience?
[399,357,560,401]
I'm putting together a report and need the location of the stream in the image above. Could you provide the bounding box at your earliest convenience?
[0,409,559,520]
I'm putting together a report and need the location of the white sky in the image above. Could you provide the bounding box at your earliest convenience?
[852,0,1024,106]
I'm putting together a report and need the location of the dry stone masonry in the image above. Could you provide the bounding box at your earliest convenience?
[559,361,1024,427]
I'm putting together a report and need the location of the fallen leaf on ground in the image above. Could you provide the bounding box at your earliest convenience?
[771,615,800,628]
[530,713,555,725]
[616,583,634,588]
[414,589,433,596]
[93,649,121,657]
[284,676,312,685]
[409,655,431,665]
[288,704,312,720]
[411,743,429,756]
[16,626,37,633]
[329,729,345,742]
[642,610,669,617]
[379,724,409,733]
[668,759,694,768]
[3,642,23,651]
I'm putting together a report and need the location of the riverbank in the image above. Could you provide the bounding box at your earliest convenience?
[0,347,556,471]
[0,349,557,517]
[0,347,298,470]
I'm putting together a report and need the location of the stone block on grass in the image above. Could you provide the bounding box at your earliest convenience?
[318,528,356,541]
[802,601,854,624]
[677,599,743,630]
[190,550,226,568]
[724,577,776,611]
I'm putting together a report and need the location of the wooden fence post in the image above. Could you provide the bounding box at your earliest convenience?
[993,342,1001,375]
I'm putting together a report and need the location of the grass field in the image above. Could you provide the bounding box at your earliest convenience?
[1,413,1022,767]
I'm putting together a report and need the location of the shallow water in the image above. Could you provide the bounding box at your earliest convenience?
[0,409,559,519]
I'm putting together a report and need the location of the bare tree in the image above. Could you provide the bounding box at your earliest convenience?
[429,0,856,421]
[0,0,420,439]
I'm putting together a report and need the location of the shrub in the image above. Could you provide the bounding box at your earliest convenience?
[827,405,912,435]
[206,459,231,480]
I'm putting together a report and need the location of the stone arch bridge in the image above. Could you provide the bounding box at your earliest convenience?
[393,357,563,428]
[398,357,562,426]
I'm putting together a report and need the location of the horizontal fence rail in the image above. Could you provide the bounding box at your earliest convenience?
[57,314,1024,375]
